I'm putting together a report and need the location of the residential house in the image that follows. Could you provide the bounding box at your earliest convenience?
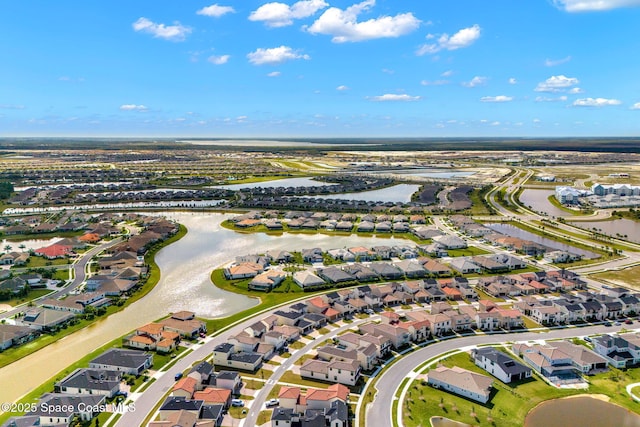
[427,366,493,403]
[89,348,153,376]
[472,347,532,383]
[55,368,123,398]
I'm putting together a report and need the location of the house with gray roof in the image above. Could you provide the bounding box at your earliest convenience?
[472,347,532,383]
[317,267,354,284]
[395,259,427,278]
[432,234,467,249]
[449,257,482,274]
[29,393,105,425]
[369,263,403,280]
[293,271,326,289]
[89,348,153,376]
[56,368,123,398]
[20,307,75,331]
[592,333,640,368]
[342,264,378,282]
[0,324,36,351]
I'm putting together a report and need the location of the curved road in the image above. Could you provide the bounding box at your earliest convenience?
[366,323,628,427]
[0,237,122,320]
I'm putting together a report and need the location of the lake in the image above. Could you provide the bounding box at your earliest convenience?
[524,396,640,427]
[519,189,569,218]
[574,218,640,243]
[485,223,600,259]
[366,168,475,179]
[212,177,333,190]
[299,183,421,203]
[0,212,416,404]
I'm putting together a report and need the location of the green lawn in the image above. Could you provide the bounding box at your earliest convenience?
[448,247,491,257]
[20,256,72,268]
[404,350,640,427]
[1,288,53,307]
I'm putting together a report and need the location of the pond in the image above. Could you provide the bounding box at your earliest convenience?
[485,223,600,259]
[519,189,569,218]
[524,396,640,427]
[574,218,640,244]
[0,237,62,251]
[298,183,421,203]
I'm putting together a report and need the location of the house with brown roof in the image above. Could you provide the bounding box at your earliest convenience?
[193,387,232,408]
[172,376,198,398]
[300,358,361,386]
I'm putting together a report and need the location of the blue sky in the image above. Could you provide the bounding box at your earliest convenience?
[1,0,640,137]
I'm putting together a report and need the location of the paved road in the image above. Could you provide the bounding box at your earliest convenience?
[367,323,629,427]
[115,300,350,427]
[243,317,374,427]
[0,237,122,320]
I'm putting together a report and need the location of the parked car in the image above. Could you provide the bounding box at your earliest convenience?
[266,398,279,407]
[625,319,634,325]
[231,399,244,407]
[584,336,592,342]
[174,372,183,381]
[614,321,622,326]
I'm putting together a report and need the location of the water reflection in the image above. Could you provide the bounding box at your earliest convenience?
[485,223,599,259]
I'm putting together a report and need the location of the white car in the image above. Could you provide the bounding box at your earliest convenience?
[266,398,279,407]
[231,399,244,407]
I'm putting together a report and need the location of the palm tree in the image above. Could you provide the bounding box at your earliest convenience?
[4,244,11,253]
[18,243,26,252]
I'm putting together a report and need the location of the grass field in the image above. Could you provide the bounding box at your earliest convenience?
[591,266,640,290]
[404,350,640,427]
[1,288,54,307]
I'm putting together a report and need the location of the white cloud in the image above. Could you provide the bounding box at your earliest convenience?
[307,0,420,43]
[508,78,517,84]
[480,95,513,102]
[132,17,191,41]
[535,75,579,92]
[208,55,230,65]
[250,0,328,27]
[462,76,487,88]
[441,70,453,77]
[490,121,501,126]
[0,104,25,109]
[382,68,395,74]
[421,80,449,86]
[267,71,282,77]
[197,4,235,17]
[247,46,310,65]
[553,0,640,12]
[369,94,421,102]
[417,24,481,55]
[573,97,622,107]
[535,95,568,102]
[544,55,572,66]
[337,85,349,91]
[631,102,640,110]
[568,87,584,94]
[120,104,148,111]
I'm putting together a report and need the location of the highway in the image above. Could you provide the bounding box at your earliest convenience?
[366,323,629,427]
